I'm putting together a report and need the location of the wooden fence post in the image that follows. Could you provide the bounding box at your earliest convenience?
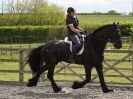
[1,46,2,54]
[132,50,133,80]
[129,36,133,79]
[129,38,133,83]
[19,49,24,82]
[132,37,133,79]
[10,45,12,55]
[129,36,133,49]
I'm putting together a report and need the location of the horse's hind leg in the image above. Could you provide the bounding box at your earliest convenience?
[27,64,48,87]
[47,65,61,93]
[72,65,93,89]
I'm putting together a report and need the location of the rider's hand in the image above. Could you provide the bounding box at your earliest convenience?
[83,30,88,33]
[80,30,88,35]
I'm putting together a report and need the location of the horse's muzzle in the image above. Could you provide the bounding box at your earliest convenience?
[114,41,122,49]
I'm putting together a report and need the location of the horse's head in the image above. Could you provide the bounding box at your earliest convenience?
[109,22,122,49]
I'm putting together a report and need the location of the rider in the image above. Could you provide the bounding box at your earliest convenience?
[66,7,85,62]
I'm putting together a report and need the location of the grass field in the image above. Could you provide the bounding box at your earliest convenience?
[77,15,133,24]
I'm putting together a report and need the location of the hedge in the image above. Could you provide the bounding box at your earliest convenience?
[0,24,132,43]
[0,26,66,43]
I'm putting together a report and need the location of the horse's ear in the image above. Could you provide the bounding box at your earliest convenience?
[113,22,116,25]
[117,22,119,25]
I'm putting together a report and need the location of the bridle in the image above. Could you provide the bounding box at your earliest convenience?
[111,39,121,44]
[111,28,121,44]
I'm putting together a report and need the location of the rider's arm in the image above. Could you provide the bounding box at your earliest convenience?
[77,26,84,32]
[68,24,81,33]
[75,17,84,32]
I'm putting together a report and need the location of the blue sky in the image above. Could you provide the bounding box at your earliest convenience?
[0,0,133,13]
[48,0,133,13]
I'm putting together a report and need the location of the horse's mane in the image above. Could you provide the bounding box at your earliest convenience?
[92,24,113,36]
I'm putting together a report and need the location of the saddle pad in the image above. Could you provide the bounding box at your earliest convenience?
[64,37,84,55]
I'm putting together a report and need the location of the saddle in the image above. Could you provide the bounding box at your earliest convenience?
[64,34,85,55]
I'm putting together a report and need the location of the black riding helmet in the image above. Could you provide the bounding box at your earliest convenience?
[67,7,75,13]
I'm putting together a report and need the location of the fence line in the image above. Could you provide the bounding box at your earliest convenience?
[0,48,133,84]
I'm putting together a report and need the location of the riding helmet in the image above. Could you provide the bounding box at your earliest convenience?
[67,7,75,13]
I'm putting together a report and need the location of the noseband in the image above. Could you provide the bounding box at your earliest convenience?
[111,39,121,44]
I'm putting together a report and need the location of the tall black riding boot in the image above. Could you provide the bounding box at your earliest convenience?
[68,35,81,63]
[68,46,78,63]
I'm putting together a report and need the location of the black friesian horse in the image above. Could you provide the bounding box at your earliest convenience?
[26,23,122,93]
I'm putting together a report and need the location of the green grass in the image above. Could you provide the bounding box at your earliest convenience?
[77,15,133,24]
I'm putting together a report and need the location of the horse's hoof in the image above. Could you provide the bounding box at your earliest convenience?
[103,89,113,93]
[26,81,37,87]
[53,86,62,93]
[72,81,83,89]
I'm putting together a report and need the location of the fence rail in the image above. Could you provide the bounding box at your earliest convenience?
[0,47,133,85]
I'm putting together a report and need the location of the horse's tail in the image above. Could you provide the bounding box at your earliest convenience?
[26,46,43,73]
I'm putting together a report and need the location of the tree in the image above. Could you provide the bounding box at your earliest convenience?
[129,12,133,15]
[107,10,120,15]
[4,0,65,25]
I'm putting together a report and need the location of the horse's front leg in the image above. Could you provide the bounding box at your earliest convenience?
[95,64,113,93]
[72,65,93,89]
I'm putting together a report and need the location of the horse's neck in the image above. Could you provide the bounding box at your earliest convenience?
[93,29,110,54]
